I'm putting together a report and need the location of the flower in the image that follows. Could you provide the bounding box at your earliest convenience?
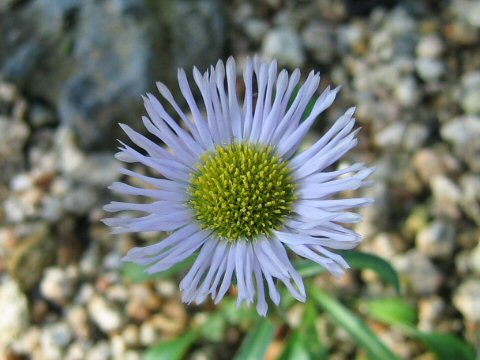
[103,57,373,315]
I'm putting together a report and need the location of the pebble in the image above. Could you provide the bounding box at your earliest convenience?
[261,27,305,68]
[40,267,75,305]
[460,175,480,225]
[88,296,125,334]
[430,175,462,218]
[416,34,444,58]
[66,306,90,340]
[418,296,445,332]
[86,340,111,360]
[40,322,73,360]
[468,243,480,275]
[394,76,420,107]
[0,279,30,351]
[393,250,442,296]
[416,220,456,258]
[415,58,445,82]
[301,22,336,64]
[453,279,480,322]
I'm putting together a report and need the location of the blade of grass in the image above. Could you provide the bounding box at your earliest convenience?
[296,251,401,294]
[311,287,400,360]
[234,317,276,360]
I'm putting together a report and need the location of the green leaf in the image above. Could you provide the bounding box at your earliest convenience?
[364,299,475,360]
[234,317,276,360]
[296,252,401,294]
[279,331,310,360]
[365,298,417,328]
[301,301,328,359]
[311,288,400,360]
[144,331,198,360]
[415,332,475,360]
[122,256,195,283]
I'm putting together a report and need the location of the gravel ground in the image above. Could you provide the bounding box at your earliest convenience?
[1,0,479,359]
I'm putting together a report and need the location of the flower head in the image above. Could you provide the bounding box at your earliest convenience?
[103,57,373,315]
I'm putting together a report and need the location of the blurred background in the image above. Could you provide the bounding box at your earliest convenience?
[0,0,479,359]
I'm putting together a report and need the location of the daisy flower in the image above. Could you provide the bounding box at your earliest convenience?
[103,57,373,316]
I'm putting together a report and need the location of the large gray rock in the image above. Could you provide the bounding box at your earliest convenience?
[0,0,224,150]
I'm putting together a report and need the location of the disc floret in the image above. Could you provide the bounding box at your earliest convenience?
[188,142,297,242]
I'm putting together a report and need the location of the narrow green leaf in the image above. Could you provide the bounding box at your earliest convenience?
[415,332,475,360]
[279,331,310,360]
[296,252,401,294]
[302,301,328,359]
[364,299,475,360]
[344,252,401,294]
[122,256,195,283]
[234,317,276,360]
[144,331,198,360]
[365,298,417,328]
[311,288,400,360]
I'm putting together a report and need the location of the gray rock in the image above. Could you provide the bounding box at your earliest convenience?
[393,250,442,296]
[453,279,480,322]
[416,220,456,258]
[0,0,224,150]
[0,279,29,351]
[262,27,305,68]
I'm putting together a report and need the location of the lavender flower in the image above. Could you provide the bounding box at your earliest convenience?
[103,57,373,315]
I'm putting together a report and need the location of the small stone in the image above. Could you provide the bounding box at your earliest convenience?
[468,243,480,275]
[416,34,444,58]
[453,279,480,322]
[122,325,140,348]
[7,224,55,291]
[418,296,445,332]
[262,27,305,68]
[66,305,90,340]
[415,58,445,82]
[393,250,442,296]
[243,18,268,43]
[413,149,447,182]
[88,296,125,334]
[301,22,336,64]
[86,340,111,360]
[29,103,56,127]
[416,221,456,258]
[394,76,420,107]
[40,267,75,305]
[41,322,73,360]
[0,279,29,352]
[461,88,480,114]
[374,122,407,149]
[139,322,159,346]
[430,175,462,218]
[460,175,480,225]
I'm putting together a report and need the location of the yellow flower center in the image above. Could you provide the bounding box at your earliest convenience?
[188,142,297,242]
